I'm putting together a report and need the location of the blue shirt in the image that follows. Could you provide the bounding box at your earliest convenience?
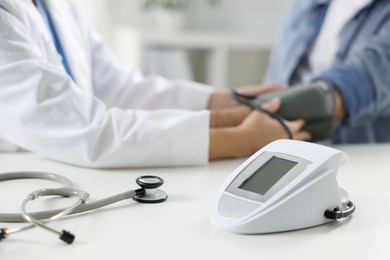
[36,0,74,80]
[265,0,390,144]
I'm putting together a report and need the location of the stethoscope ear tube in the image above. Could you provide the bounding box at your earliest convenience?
[324,201,356,220]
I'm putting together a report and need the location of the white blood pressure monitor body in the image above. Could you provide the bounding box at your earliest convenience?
[211,139,353,234]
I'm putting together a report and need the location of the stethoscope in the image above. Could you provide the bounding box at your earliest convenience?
[0,172,168,244]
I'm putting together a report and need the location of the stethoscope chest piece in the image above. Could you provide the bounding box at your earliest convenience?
[133,175,168,203]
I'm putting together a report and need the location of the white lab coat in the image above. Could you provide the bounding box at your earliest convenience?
[0,0,213,167]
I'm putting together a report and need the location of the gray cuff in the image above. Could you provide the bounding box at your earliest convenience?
[251,81,340,141]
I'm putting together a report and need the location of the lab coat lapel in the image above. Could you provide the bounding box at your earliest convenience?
[44,0,92,93]
[19,0,65,66]
[7,0,52,44]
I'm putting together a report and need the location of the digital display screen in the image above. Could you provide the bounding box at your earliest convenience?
[239,156,297,196]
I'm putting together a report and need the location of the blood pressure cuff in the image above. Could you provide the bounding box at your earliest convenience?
[251,81,340,141]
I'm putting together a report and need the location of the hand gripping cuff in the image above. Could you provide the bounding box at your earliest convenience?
[251,81,340,141]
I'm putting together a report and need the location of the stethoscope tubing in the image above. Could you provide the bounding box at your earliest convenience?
[0,188,142,223]
[0,171,146,222]
[0,171,73,187]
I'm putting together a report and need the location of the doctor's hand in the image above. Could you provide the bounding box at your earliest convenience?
[209,99,311,160]
[207,84,287,110]
[209,105,252,128]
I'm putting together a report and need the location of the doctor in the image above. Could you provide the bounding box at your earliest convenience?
[0,0,309,168]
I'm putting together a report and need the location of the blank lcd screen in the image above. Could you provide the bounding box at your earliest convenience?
[239,156,297,195]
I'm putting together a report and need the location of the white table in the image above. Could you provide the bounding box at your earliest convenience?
[1,143,390,260]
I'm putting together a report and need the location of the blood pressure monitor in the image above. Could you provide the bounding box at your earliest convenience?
[211,139,355,234]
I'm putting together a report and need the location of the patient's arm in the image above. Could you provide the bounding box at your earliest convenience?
[333,89,347,120]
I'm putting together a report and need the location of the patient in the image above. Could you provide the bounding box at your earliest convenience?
[264,0,390,144]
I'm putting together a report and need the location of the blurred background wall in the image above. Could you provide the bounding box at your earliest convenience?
[78,0,292,88]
